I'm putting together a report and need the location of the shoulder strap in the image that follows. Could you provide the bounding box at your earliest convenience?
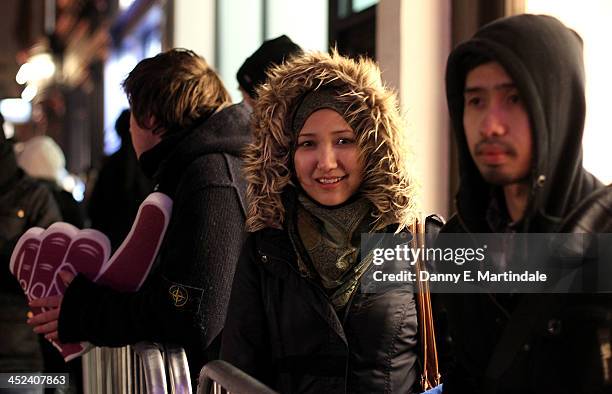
[411,214,444,390]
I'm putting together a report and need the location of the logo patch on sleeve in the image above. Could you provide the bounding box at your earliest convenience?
[168,285,189,307]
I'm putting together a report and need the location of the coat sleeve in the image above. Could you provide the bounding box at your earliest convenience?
[220,235,275,386]
[58,180,245,356]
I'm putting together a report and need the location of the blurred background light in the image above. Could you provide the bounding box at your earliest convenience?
[21,84,38,102]
[16,53,56,85]
[0,98,32,123]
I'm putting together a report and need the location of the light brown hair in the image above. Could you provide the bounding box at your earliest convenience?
[122,48,231,136]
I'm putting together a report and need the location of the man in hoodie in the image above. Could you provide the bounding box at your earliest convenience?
[440,14,612,393]
[29,49,251,378]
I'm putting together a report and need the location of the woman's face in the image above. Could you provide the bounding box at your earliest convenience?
[294,109,364,206]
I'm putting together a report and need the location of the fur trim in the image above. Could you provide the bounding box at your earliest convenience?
[244,50,418,232]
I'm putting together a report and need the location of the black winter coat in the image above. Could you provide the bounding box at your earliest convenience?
[438,204,612,394]
[0,141,61,372]
[58,103,251,374]
[221,226,419,394]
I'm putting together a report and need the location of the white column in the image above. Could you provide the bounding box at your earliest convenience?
[377,0,451,219]
[172,0,215,64]
[216,0,263,102]
[265,0,328,51]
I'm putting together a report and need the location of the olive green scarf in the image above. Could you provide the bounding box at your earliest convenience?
[288,193,374,310]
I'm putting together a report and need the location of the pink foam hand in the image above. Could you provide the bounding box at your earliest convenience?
[44,230,109,363]
[10,227,45,293]
[10,224,89,362]
[28,223,78,308]
[53,194,171,361]
[95,192,173,292]
[54,229,111,294]
[44,229,111,362]
[51,339,89,362]
[11,193,172,362]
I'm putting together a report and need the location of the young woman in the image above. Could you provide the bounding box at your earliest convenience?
[220,51,420,393]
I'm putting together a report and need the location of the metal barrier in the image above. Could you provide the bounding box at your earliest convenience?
[82,343,192,394]
[81,345,272,393]
[197,360,277,394]
[165,346,192,394]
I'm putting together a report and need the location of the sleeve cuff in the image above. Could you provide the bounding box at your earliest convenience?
[58,274,102,343]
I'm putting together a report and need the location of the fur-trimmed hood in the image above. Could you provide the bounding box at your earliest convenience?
[243,50,418,232]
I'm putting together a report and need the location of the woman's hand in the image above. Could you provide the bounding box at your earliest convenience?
[27,270,75,342]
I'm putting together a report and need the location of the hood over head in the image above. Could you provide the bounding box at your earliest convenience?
[140,102,251,194]
[244,50,418,232]
[446,14,602,232]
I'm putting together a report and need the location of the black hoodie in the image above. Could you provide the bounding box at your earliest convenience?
[445,14,603,233]
[439,14,612,394]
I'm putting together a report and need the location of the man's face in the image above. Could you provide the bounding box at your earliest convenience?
[129,113,162,159]
[463,62,532,185]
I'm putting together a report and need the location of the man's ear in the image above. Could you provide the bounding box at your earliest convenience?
[142,115,155,129]
[146,116,165,137]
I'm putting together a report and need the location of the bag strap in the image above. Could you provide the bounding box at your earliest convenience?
[410,216,442,390]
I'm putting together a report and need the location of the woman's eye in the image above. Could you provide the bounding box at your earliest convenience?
[297,140,313,148]
[466,96,482,107]
[337,138,354,145]
[508,93,521,104]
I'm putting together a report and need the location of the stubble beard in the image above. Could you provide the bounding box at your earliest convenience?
[479,165,529,186]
